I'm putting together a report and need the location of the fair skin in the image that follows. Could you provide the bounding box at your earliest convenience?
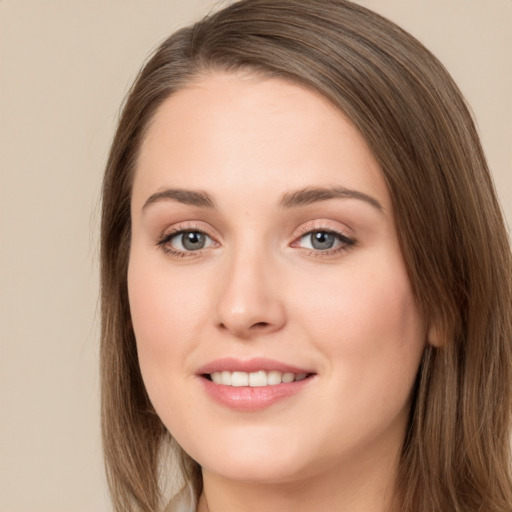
[128,72,427,512]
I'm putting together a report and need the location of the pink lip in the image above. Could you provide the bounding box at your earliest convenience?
[196,358,315,412]
[197,357,312,375]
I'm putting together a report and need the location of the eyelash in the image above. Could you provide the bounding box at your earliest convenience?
[294,225,356,258]
[157,224,213,258]
[156,224,356,259]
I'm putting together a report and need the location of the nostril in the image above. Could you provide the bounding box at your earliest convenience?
[251,322,270,330]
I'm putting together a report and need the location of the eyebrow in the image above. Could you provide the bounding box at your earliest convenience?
[142,188,215,211]
[279,186,383,212]
[141,185,383,213]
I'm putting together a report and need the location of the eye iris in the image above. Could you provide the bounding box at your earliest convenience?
[311,231,335,250]
[181,232,206,250]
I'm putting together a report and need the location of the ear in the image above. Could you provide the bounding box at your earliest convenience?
[427,321,444,348]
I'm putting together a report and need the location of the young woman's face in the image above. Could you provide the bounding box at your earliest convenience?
[128,73,426,484]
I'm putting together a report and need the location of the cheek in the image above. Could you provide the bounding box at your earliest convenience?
[290,257,426,452]
[126,250,211,412]
[294,254,425,392]
[126,252,216,434]
[300,250,423,342]
[128,253,205,352]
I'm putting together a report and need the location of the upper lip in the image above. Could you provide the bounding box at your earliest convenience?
[197,357,314,375]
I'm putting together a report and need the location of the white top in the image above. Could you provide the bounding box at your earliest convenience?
[164,483,196,512]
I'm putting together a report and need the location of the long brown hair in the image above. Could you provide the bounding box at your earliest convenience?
[100,1,512,510]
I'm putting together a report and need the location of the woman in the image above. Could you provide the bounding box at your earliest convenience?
[100,1,512,511]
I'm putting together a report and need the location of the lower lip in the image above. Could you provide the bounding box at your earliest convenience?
[200,376,313,411]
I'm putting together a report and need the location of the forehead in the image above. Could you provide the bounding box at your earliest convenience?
[133,72,389,211]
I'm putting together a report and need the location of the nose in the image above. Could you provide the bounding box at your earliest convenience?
[215,248,286,339]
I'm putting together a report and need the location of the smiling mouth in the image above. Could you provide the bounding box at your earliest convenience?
[204,370,313,387]
[199,362,316,410]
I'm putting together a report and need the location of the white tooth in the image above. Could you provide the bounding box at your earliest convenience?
[295,373,307,381]
[282,372,294,383]
[267,371,282,385]
[211,372,222,384]
[231,371,249,387]
[249,371,267,387]
[221,371,232,385]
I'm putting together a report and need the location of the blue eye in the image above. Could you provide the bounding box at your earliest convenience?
[298,230,354,251]
[164,230,214,252]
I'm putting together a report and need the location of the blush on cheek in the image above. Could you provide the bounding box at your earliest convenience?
[128,259,208,365]
[309,266,423,362]
[127,262,169,355]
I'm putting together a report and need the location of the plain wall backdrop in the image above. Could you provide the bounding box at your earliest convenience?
[0,1,510,511]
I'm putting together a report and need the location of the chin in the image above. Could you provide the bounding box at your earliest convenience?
[201,455,309,484]
[181,428,315,484]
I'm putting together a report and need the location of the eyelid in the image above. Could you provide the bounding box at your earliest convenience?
[154,219,356,259]
[156,222,219,257]
[293,219,354,239]
[290,220,357,256]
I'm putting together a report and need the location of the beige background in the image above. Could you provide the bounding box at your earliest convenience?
[0,1,510,511]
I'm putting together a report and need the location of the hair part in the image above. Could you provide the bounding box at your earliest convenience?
[100,1,512,510]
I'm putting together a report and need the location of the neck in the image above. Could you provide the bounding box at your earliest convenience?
[197,448,399,512]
